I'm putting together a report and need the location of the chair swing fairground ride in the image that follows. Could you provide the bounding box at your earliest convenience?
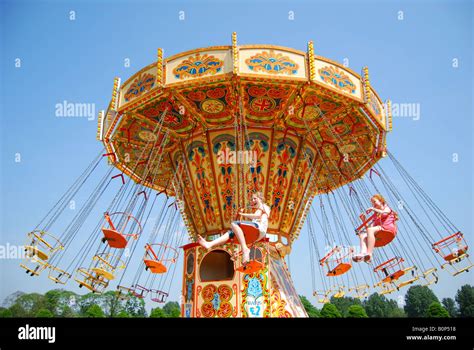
[20,33,472,317]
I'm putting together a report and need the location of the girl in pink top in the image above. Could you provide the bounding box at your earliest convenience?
[353,194,397,263]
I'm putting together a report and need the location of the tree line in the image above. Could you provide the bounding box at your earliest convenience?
[0,284,472,318]
[0,289,179,318]
[300,284,474,318]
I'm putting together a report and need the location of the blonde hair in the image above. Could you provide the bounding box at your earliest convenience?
[253,191,265,203]
[371,194,386,205]
[253,191,270,215]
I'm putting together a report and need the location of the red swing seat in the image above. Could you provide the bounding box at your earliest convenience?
[320,246,354,277]
[229,210,267,273]
[432,232,468,262]
[234,239,269,274]
[101,212,142,249]
[144,260,167,273]
[235,259,265,274]
[229,224,261,246]
[143,243,178,274]
[374,257,406,283]
[356,212,396,248]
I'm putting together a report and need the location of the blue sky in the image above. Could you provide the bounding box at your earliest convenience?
[1,0,472,310]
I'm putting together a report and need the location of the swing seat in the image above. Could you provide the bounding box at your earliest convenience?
[131,285,149,299]
[235,260,265,274]
[25,246,49,261]
[20,264,42,276]
[374,230,396,248]
[379,287,396,295]
[349,284,370,299]
[234,241,267,273]
[374,281,397,295]
[333,291,345,298]
[91,267,115,280]
[79,279,107,293]
[48,266,71,284]
[75,268,108,293]
[421,268,438,286]
[230,225,262,245]
[150,290,168,303]
[144,259,167,274]
[381,269,405,283]
[77,280,94,291]
[143,243,178,274]
[101,212,142,249]
[101,228,128,249]
[20,256,49,276]
[443,248,467,262]
[451,264,472,276]
[313,290,331,304]
[396,276,419,289]
[116,286,134,300]
[326,262,352,276]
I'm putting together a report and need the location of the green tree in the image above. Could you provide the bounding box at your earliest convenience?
[0,308,12,318]
[125,296,147,317]
[84,304,105,318]
[442,298,458,318]
[9,293,46,317]
[36,309,54,318]
[163,301,180,318]
[427,302,449,318]
[455,285,474,318]
[320,303,342,318]
[388,306,406,318]
[44,290,61,315]
[364,293,405,318]
[404,286,439,317]
[330,296,361,317]
[150,307,167,318]
[78,293,102,316]
[102,291,126,317]
[58,305,76,318]
[299,295,320,318]
[364,293,388,317]
[8,303,26,317]
[116,310,130,318]
[43,289,79,317]
[347,304,368,318]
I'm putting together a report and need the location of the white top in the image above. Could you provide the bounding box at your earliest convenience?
[252,204,271,234]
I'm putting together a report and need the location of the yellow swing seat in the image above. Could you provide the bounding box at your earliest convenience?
[420,267,438,286]
[25,246,49,261]
[20,256,49,276]
[48,266,71,284]
[91,267,115,280]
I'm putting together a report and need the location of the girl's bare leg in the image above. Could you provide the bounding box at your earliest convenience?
[353,232,367,262]
[359,233,368,255]
[366,226,381,258]
[231,223,250,263]
[198,232,230,250]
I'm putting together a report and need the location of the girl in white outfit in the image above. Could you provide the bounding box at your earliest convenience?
[198,192,271,264]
